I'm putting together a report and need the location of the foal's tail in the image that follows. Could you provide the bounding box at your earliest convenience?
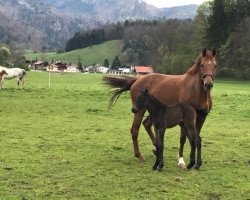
[103,75,138,109]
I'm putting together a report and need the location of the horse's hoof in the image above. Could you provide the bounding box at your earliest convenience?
[138,156,145,162]
[187,164,195,170]
[156,166,163,172]
[194,165,200,170]
[178,163,187,170]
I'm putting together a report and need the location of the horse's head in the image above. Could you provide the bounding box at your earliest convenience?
[199,48,217,91]
[0,70,8,76]
[131,88,148,113]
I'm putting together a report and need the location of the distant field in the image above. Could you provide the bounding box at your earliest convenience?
[0,72,249,199]
[25,40,121,65]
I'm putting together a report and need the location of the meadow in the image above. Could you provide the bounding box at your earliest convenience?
[0,72,249,199]
[25,40,121,65]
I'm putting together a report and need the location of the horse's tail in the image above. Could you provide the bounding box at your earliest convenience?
[22,69,26,77]
[103,75,138,109]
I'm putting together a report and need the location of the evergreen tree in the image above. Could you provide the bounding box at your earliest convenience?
[207,0,229,47]
[104,59,109,67]
[111,56,121,70]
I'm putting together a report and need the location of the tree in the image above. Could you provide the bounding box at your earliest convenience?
[103,59,109,68]
[207,0,229,47]
[111,56,121,70]
[0,44,11,66]
[78,60,83,72]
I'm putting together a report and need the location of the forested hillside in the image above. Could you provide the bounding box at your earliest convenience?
[65,0,250,79]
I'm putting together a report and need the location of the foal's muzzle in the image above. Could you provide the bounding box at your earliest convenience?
[131,107,138,113]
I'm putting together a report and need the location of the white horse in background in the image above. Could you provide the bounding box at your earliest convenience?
[0,66,26,89]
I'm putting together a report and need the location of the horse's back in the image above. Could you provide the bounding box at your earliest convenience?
[131,73,185,104]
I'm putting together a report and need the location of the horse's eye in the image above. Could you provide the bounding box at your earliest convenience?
[215,65,217,68]
[200,64,204,67]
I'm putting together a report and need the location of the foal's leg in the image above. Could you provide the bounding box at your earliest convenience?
[192,112,206,169]
[142,116,156,155]
[186,129,196,169]
[131,109,146,161]
[152,128,159,170]
[178,122,187,169]
[194,134,202,170]
[153,127,165,172]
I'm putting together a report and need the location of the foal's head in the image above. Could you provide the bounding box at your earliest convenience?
[199,48,217,91]
[131,88,148,113]
[131,88,164,114]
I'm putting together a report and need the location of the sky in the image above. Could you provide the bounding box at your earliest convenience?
[143,0,208,8]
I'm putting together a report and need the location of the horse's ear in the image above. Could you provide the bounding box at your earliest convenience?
[202,48,207,57]
[212,48,216,57]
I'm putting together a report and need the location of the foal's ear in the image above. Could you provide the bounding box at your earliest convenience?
[212,48,216,57]
[202,48,207,56]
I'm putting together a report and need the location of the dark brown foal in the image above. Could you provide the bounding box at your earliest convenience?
[132,89,202,171]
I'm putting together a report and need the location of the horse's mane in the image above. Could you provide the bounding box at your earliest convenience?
[186,54,202,76]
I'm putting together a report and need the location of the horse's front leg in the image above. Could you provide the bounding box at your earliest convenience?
[131,109,146,162]
[0,78,4,90]
[143,115,156,155]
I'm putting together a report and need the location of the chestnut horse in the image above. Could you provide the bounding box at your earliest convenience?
[131,89,201,171]
[103,48,217,168]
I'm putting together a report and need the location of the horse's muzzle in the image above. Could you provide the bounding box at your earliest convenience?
[131,107,138,113]
[204,82,213,91]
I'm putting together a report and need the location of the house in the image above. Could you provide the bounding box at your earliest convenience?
[96,66,109,73]
[46,64,60,72]
[66,65,79,73]
[134,66,154,75]
[32,61,46,70]
[54,61,67,71]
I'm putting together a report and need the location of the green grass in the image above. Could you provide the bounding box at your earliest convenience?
[0,72,249,199]
[25,40,121,65]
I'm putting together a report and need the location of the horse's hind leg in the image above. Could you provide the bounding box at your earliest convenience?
[143,115,156,155]
[20,75,25,89]
[178,122,187,169]
[131,109,146,161]
[16,77,20,89]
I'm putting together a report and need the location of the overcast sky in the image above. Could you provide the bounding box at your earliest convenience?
[143,0,208,8]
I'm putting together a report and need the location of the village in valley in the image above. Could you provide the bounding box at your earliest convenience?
[29,60,154,75]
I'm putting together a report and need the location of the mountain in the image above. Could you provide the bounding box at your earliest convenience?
[43,0,198,22]
[0,0,199,50]
[0,0,99,50]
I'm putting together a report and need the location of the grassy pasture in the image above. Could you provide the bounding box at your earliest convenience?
[0,72,249,199]
[25,40,121,65]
